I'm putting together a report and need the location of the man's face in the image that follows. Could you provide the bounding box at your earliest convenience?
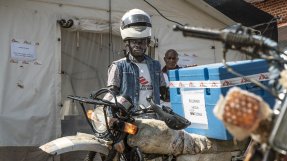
[128,38,148,57]
[164,52,179,69]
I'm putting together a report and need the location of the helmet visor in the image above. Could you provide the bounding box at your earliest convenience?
[121,14,152,29]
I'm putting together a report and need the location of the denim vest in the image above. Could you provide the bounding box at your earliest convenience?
[113,55,161,108]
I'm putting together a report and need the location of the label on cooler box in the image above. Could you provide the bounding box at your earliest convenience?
[181,89,208,129]
[169,72,269,88]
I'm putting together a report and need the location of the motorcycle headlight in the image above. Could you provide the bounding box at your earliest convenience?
[90,106,110,137]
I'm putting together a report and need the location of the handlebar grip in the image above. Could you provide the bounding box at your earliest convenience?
[174,25,222,41]
[146,96,191,130]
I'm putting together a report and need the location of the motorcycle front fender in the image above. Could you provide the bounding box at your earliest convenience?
[39,132,109,155]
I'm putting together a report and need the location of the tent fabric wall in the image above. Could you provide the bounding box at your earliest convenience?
[60,30,124,118]
[0,0,245,147]
[22,0,242,66]
[0,3,61,146]
[49,0,244,65]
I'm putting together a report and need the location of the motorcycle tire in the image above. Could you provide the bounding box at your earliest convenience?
[84,151,107,161]
[129,147,143,161]
[84,152,96,161]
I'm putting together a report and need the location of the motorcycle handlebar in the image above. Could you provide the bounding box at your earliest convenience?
[68,95,131,120]
[67,95,117,108]
[146,96,191,130]
[173,25,277,50]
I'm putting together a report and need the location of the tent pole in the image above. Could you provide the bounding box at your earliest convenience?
[108,0,112,64]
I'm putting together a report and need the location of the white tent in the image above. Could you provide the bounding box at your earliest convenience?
[0,0,246,160]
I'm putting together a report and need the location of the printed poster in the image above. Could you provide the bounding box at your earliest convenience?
[11,41,36,62]
[181,89,208,129]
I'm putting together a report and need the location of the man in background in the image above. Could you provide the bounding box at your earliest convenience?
[160,49,181,103]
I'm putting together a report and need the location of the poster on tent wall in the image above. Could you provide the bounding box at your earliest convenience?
[177,52,198,67]
[10,39,38,63]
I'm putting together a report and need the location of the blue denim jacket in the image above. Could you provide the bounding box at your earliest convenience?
[112,55,162,107]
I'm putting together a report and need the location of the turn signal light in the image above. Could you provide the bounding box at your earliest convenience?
[124,122,138,135]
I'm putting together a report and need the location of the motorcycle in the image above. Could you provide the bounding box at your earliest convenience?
[40,88,218,161]
[174,24,287,161]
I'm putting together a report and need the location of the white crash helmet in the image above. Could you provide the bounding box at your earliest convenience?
[120,9,152,41]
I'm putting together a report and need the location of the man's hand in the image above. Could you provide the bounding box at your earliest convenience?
[108,117,118,126]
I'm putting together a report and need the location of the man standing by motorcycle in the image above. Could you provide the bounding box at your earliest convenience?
[105,9,215,160]
[105,8,167,156]
[107,8,166,116]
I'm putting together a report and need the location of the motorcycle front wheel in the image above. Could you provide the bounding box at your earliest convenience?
[84,151,109,161]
